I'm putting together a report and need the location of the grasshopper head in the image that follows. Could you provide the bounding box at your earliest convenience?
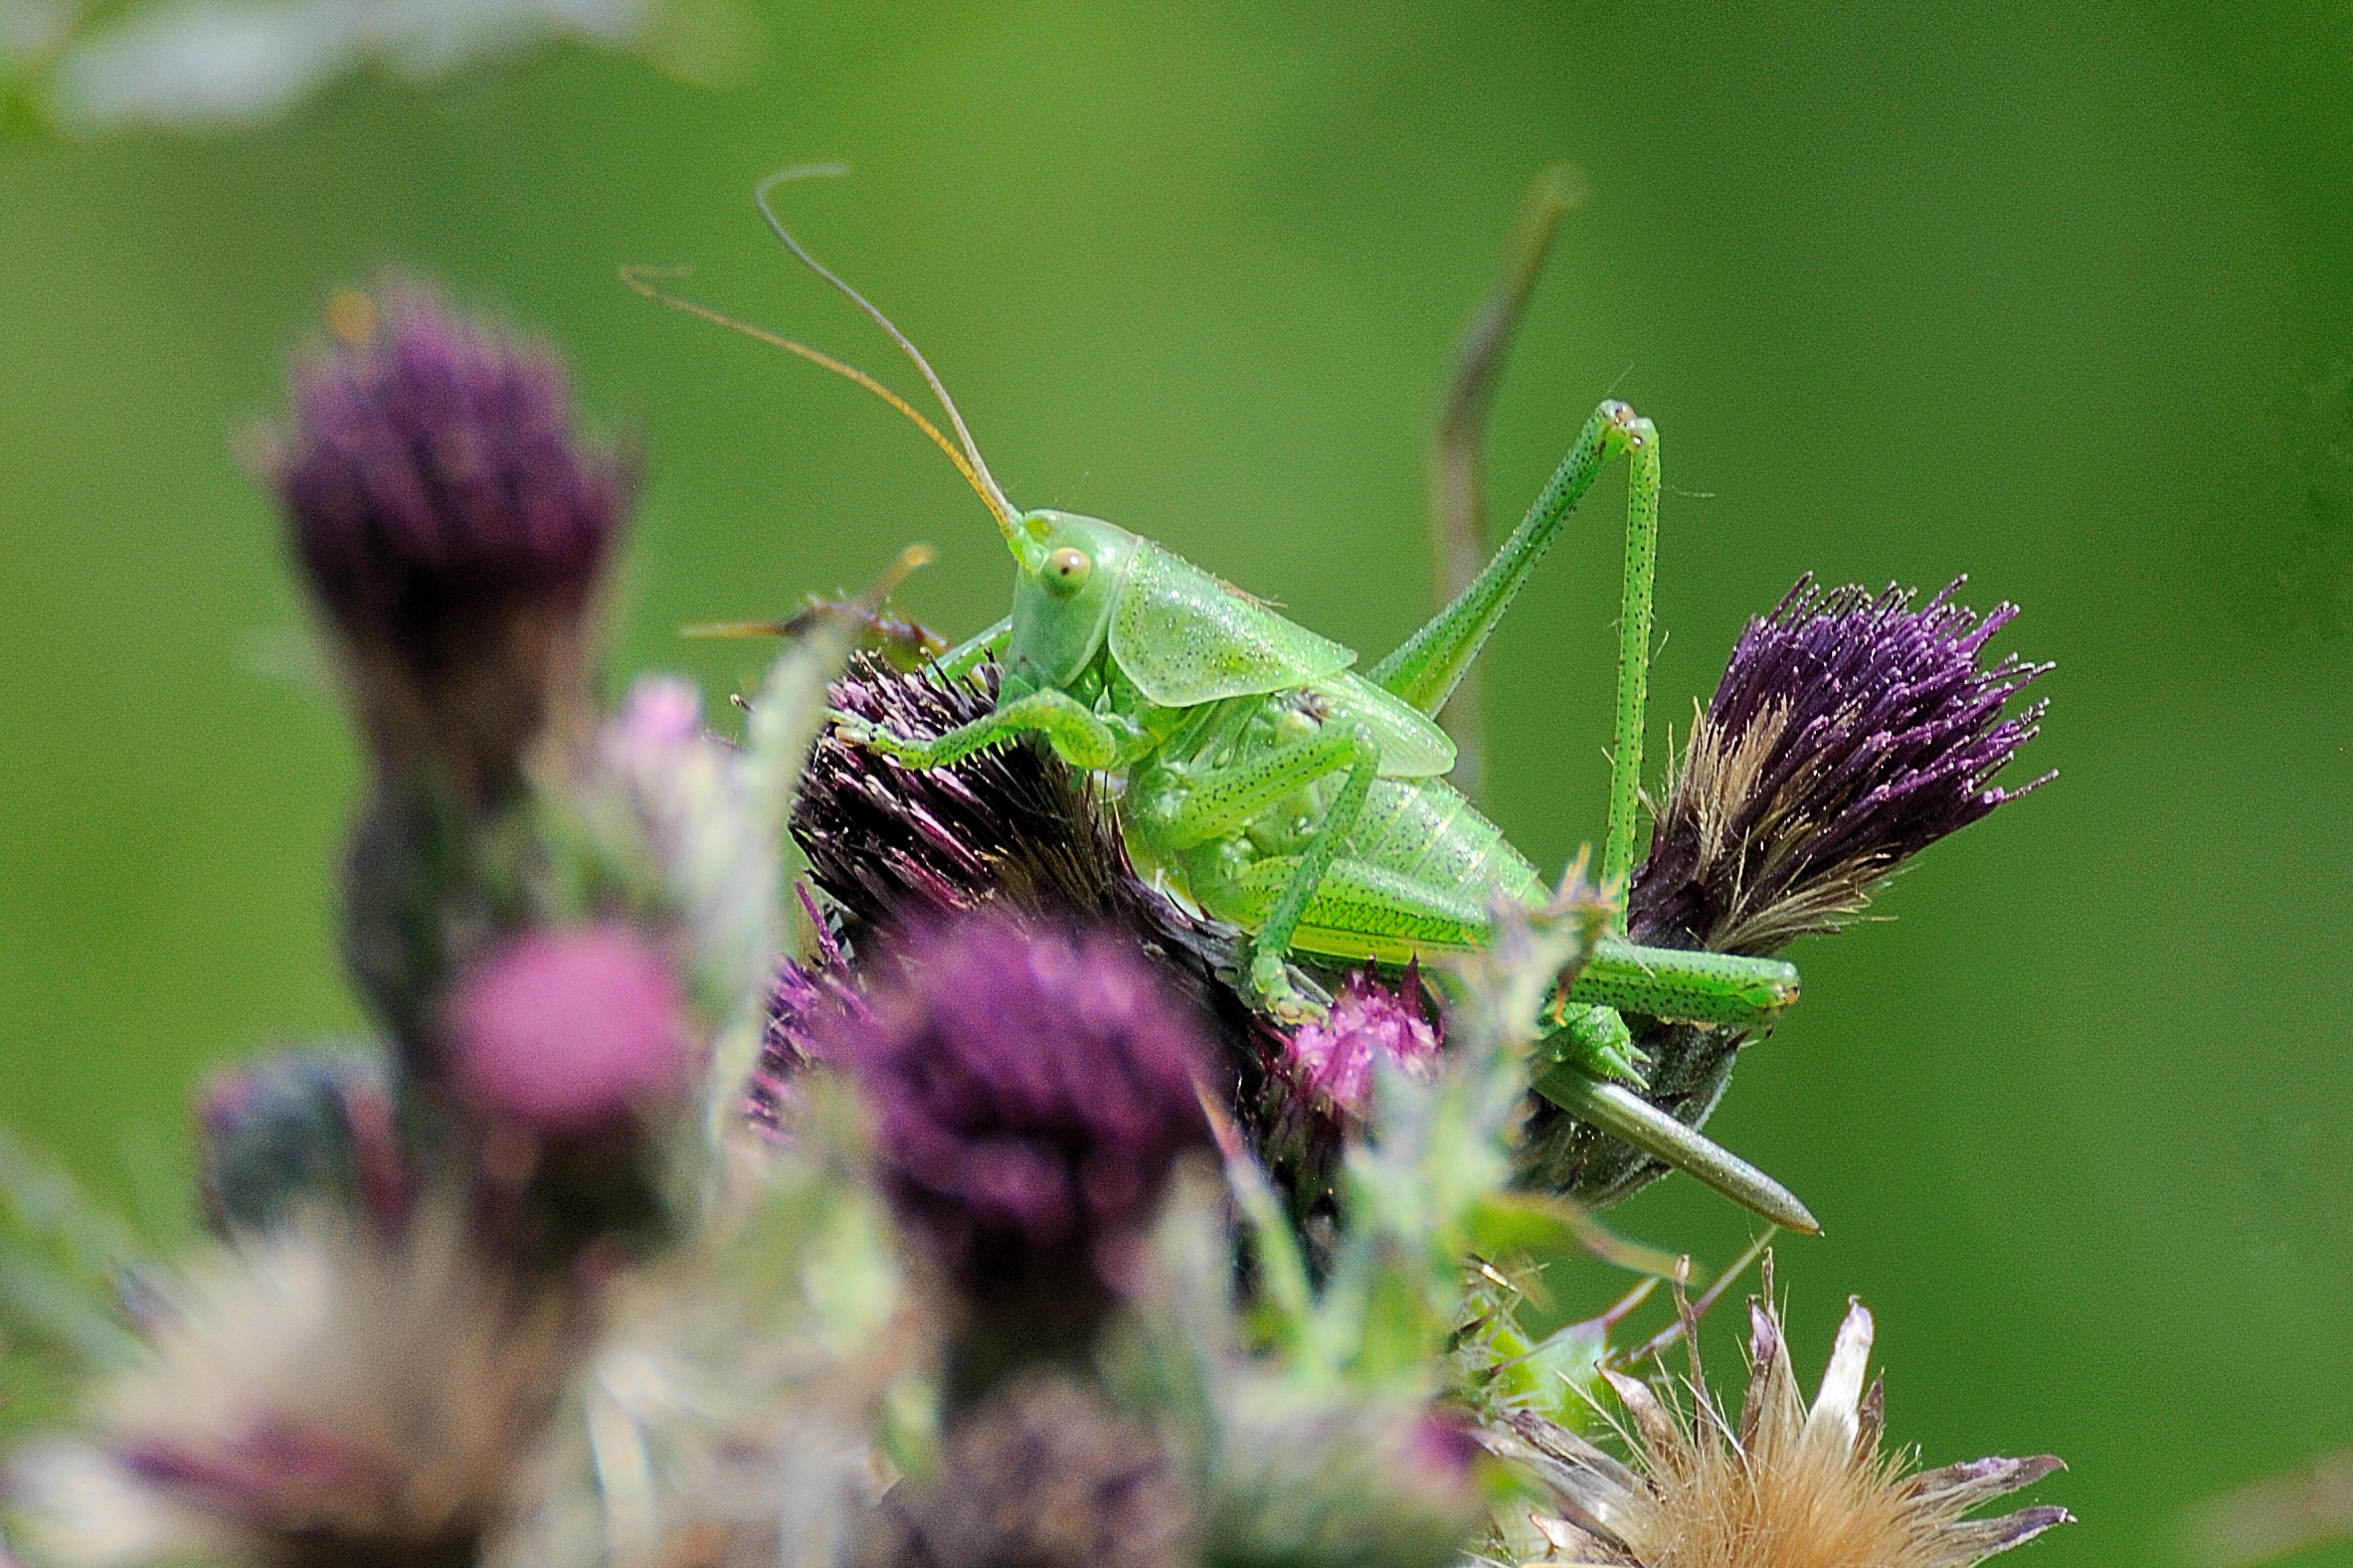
[1002,510,1140,694]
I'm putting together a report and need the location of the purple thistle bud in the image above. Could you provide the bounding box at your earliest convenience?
[260,283,632,795]
[1629,575,2052,956]
[444,925,691,1136]
[274,283,625,657]
[824,912,1213,1397]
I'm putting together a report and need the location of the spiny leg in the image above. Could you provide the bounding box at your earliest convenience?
[1551,414,1662,1083]
[1370,399,1655,726]
[1373,392,1670,1076]
[1468,421,1811,1232]
[833,685,1124,772]
[1598,411,1660,893]
[1563,940,1797,1030]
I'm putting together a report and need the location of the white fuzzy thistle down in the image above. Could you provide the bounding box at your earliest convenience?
[1485,1284,2072,1568]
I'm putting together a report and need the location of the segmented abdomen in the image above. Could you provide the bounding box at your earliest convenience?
[1341,778,1546,910]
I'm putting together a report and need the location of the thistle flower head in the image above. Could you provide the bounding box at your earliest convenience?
[1281,964,1443,1118]
[864,1373,1194,1568]
[443,924,693,1137]
[826,912,1214,1281]
[272,283,626,662]
[261,283,631,794]
[1522,579,2049,1209]
[1630,576,2051,957]
[1494,1279,2071,1568]
[821,912,1212,1402]
[797,658,1251,1022]
[1249,965,1443,1223]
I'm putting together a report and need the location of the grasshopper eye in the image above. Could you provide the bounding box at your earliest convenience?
[1042,546,1093,598]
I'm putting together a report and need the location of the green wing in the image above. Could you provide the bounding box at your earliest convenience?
[1109,541,1355,707]
[1312,672,1457,778]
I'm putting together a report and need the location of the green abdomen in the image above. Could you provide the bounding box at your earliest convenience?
[1341,778,1545,907]
[1183,777,1545,964]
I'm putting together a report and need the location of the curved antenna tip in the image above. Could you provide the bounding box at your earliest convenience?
[758,162,851,197]
[750,169,1022,542]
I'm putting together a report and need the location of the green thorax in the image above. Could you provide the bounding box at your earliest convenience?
[1002,508,1358,707]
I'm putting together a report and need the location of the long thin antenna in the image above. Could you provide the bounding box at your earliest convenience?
[754,165,1020,534]
[621,264,1014,537]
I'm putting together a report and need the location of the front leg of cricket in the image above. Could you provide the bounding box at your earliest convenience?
[831,685,1127,772]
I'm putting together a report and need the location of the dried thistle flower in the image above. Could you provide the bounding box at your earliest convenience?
[822,911,1214,1402]
[1490,1276,2070,1568]
[262,282,632,800]
[1523,576,2049,1206]
[8,1211,567,1568]
[863,1372,1194,1568]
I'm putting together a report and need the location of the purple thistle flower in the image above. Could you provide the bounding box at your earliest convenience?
[829,913,1213,1268]
[1523,575,2049,1207]
[260,283,632,796]
[797,657,1254,1030]
[1628,575,2052,956]
[1249,966,1443,1232]
[444,925,692,1137]
[823,912,1213,1399]
[1281,964,1443,1117]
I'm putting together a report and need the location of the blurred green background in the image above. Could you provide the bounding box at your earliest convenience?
[5,2,2351,1562]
